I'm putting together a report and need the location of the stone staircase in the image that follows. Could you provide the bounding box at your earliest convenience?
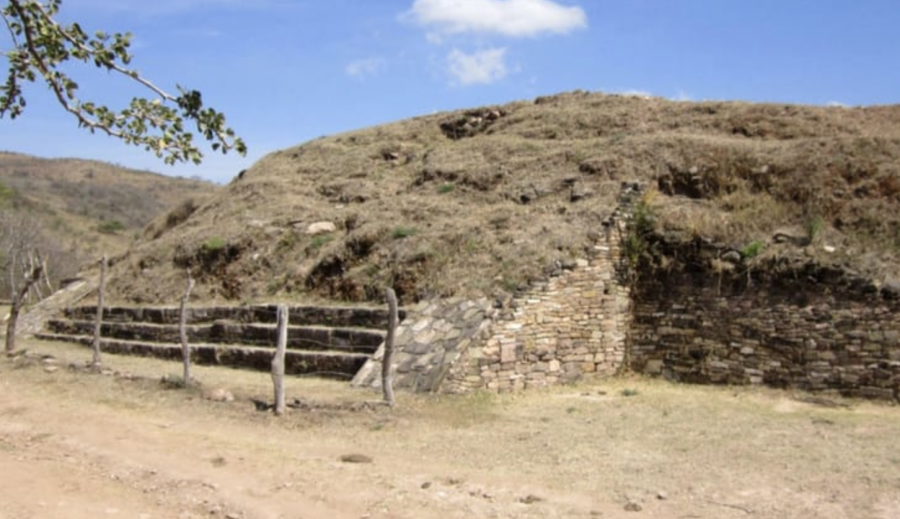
[14,276,99,337]
[36,304,405,379]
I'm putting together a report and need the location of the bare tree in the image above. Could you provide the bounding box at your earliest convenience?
[271,305,288,416]
[0,210,48,353]
[4,259,41,353]
[382,288,398,407]
[0,209,42,300]
[179,271,195,385]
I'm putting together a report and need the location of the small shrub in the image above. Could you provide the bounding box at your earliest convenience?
[97,219,125,234]
[309,233,335,249]
[741,240,764,258]
[202,236,226,252]
[623,193,656,271]
[392,226,418,239]
[0,180,15,203]
[437,183,456,194]
[806,215,825,244]
[620,388,639,397]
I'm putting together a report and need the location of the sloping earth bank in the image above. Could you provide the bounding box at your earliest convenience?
[106,92,900,307]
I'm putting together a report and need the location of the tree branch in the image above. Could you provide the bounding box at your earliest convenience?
[1,0,247,165]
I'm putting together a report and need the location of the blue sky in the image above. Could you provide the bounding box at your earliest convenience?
[3,0,899,183]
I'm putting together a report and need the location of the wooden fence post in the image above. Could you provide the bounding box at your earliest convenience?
[382,287,398,407]
[179,272,195,385]
[271,304,288,416]
[91,255,106,368]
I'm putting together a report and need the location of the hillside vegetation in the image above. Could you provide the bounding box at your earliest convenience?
[102,91,900,305]
[0,152,218,295]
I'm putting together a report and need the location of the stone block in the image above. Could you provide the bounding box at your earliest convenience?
[415,329,436,344]
[644,359,664,375]
[860,386,895,400]
[500,343,517,363]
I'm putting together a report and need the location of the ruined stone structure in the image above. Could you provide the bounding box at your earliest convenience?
[32,181,900,401]
[38,304,401,379]
[355,181,900,401]
[441,243,631,393]
[352,298,492,392]
[630,265,900,400]
[352,237,633,394]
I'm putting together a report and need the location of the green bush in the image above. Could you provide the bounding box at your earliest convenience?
[806,215,825,243]
[98,219,126,234]
[202,236,226,252]
[309,233,335,249]
[392,226,418,239]
[0,180,15,203]
[741,240,764,258]
[623,195,656,271]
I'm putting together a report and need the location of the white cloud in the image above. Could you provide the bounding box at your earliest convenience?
[408,0,587,38]
[447,48,508,85]
[826,100,849,108]
[345,57,387,79]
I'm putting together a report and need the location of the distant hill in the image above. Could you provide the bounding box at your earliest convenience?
[100,91,900,305]
[0,151,219,297]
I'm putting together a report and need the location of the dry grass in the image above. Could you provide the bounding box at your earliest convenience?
[4,336,900,518]
[92,91,900,306]
[0,152,218,291]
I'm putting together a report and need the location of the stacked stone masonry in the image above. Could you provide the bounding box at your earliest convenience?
[443,240,631,393]
[630,271,900,401]
[36,303,401,379]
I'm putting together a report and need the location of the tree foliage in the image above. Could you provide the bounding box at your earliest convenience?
[1,0,246,165]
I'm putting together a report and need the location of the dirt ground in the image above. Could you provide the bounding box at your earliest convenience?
[2,338,900,519]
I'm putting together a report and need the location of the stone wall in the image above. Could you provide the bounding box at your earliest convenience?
[630,266,900,400]
[442,239,632,393]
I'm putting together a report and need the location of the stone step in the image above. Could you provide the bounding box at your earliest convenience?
[45,319,385,354]
[63,304,406,328]
[35,333,369,379]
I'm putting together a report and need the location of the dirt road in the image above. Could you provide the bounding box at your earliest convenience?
[2,339,900,518]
